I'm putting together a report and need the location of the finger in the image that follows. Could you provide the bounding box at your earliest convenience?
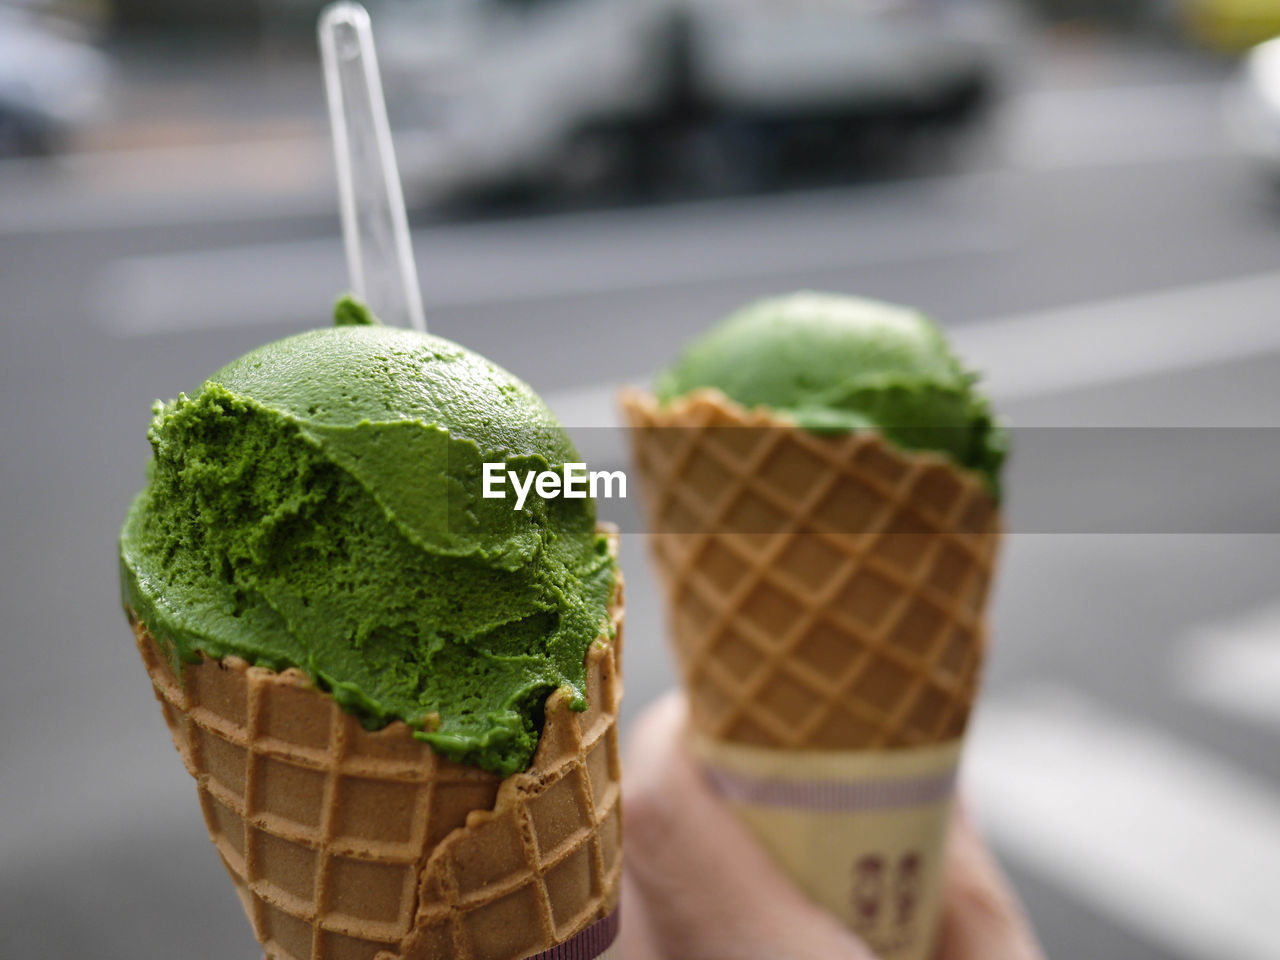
[617,868,663,960]
[937,802,1046,960]
[623,691,874,960]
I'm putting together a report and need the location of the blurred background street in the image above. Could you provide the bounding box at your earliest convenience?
[3,0,1280,958]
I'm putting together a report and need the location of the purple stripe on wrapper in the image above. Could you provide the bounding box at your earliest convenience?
[523,905,620,960]
[704,766,957,811]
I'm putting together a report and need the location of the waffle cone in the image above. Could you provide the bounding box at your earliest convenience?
[621,389,999,751]
[134,552,624,960]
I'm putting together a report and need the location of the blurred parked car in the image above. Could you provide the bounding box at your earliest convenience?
[0,8,111,156]
[376,0,1015,200]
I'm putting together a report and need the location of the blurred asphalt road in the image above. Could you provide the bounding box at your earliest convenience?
[3,37,1280,960]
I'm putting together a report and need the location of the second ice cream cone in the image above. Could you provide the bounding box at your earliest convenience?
[622,387,999,960]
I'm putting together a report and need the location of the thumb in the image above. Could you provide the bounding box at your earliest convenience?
[623,692,873,960]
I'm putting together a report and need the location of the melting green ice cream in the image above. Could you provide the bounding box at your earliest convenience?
[120,299,616,775]
[656,292,1007,497]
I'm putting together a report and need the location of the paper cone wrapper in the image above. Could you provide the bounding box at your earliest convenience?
[621,389,1000,957]
[693,735,960,959]
[133,540,625,960]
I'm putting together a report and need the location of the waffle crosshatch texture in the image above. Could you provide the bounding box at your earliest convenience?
[621,388,999,751]
[133,552,624,960]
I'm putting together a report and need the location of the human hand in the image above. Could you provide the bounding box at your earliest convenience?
[619,692,1045,960]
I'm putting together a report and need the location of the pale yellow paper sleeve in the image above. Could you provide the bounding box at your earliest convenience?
[692,735,963,960]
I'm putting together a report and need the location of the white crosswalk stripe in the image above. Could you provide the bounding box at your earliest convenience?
[1177,602,1280,728]
[965,687,1280,960]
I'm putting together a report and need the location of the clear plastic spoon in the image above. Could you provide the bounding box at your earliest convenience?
[319,2,426,332]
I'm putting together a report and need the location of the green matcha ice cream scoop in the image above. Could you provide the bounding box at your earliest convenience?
[120,299,616,776]
[656,292,1006,496]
